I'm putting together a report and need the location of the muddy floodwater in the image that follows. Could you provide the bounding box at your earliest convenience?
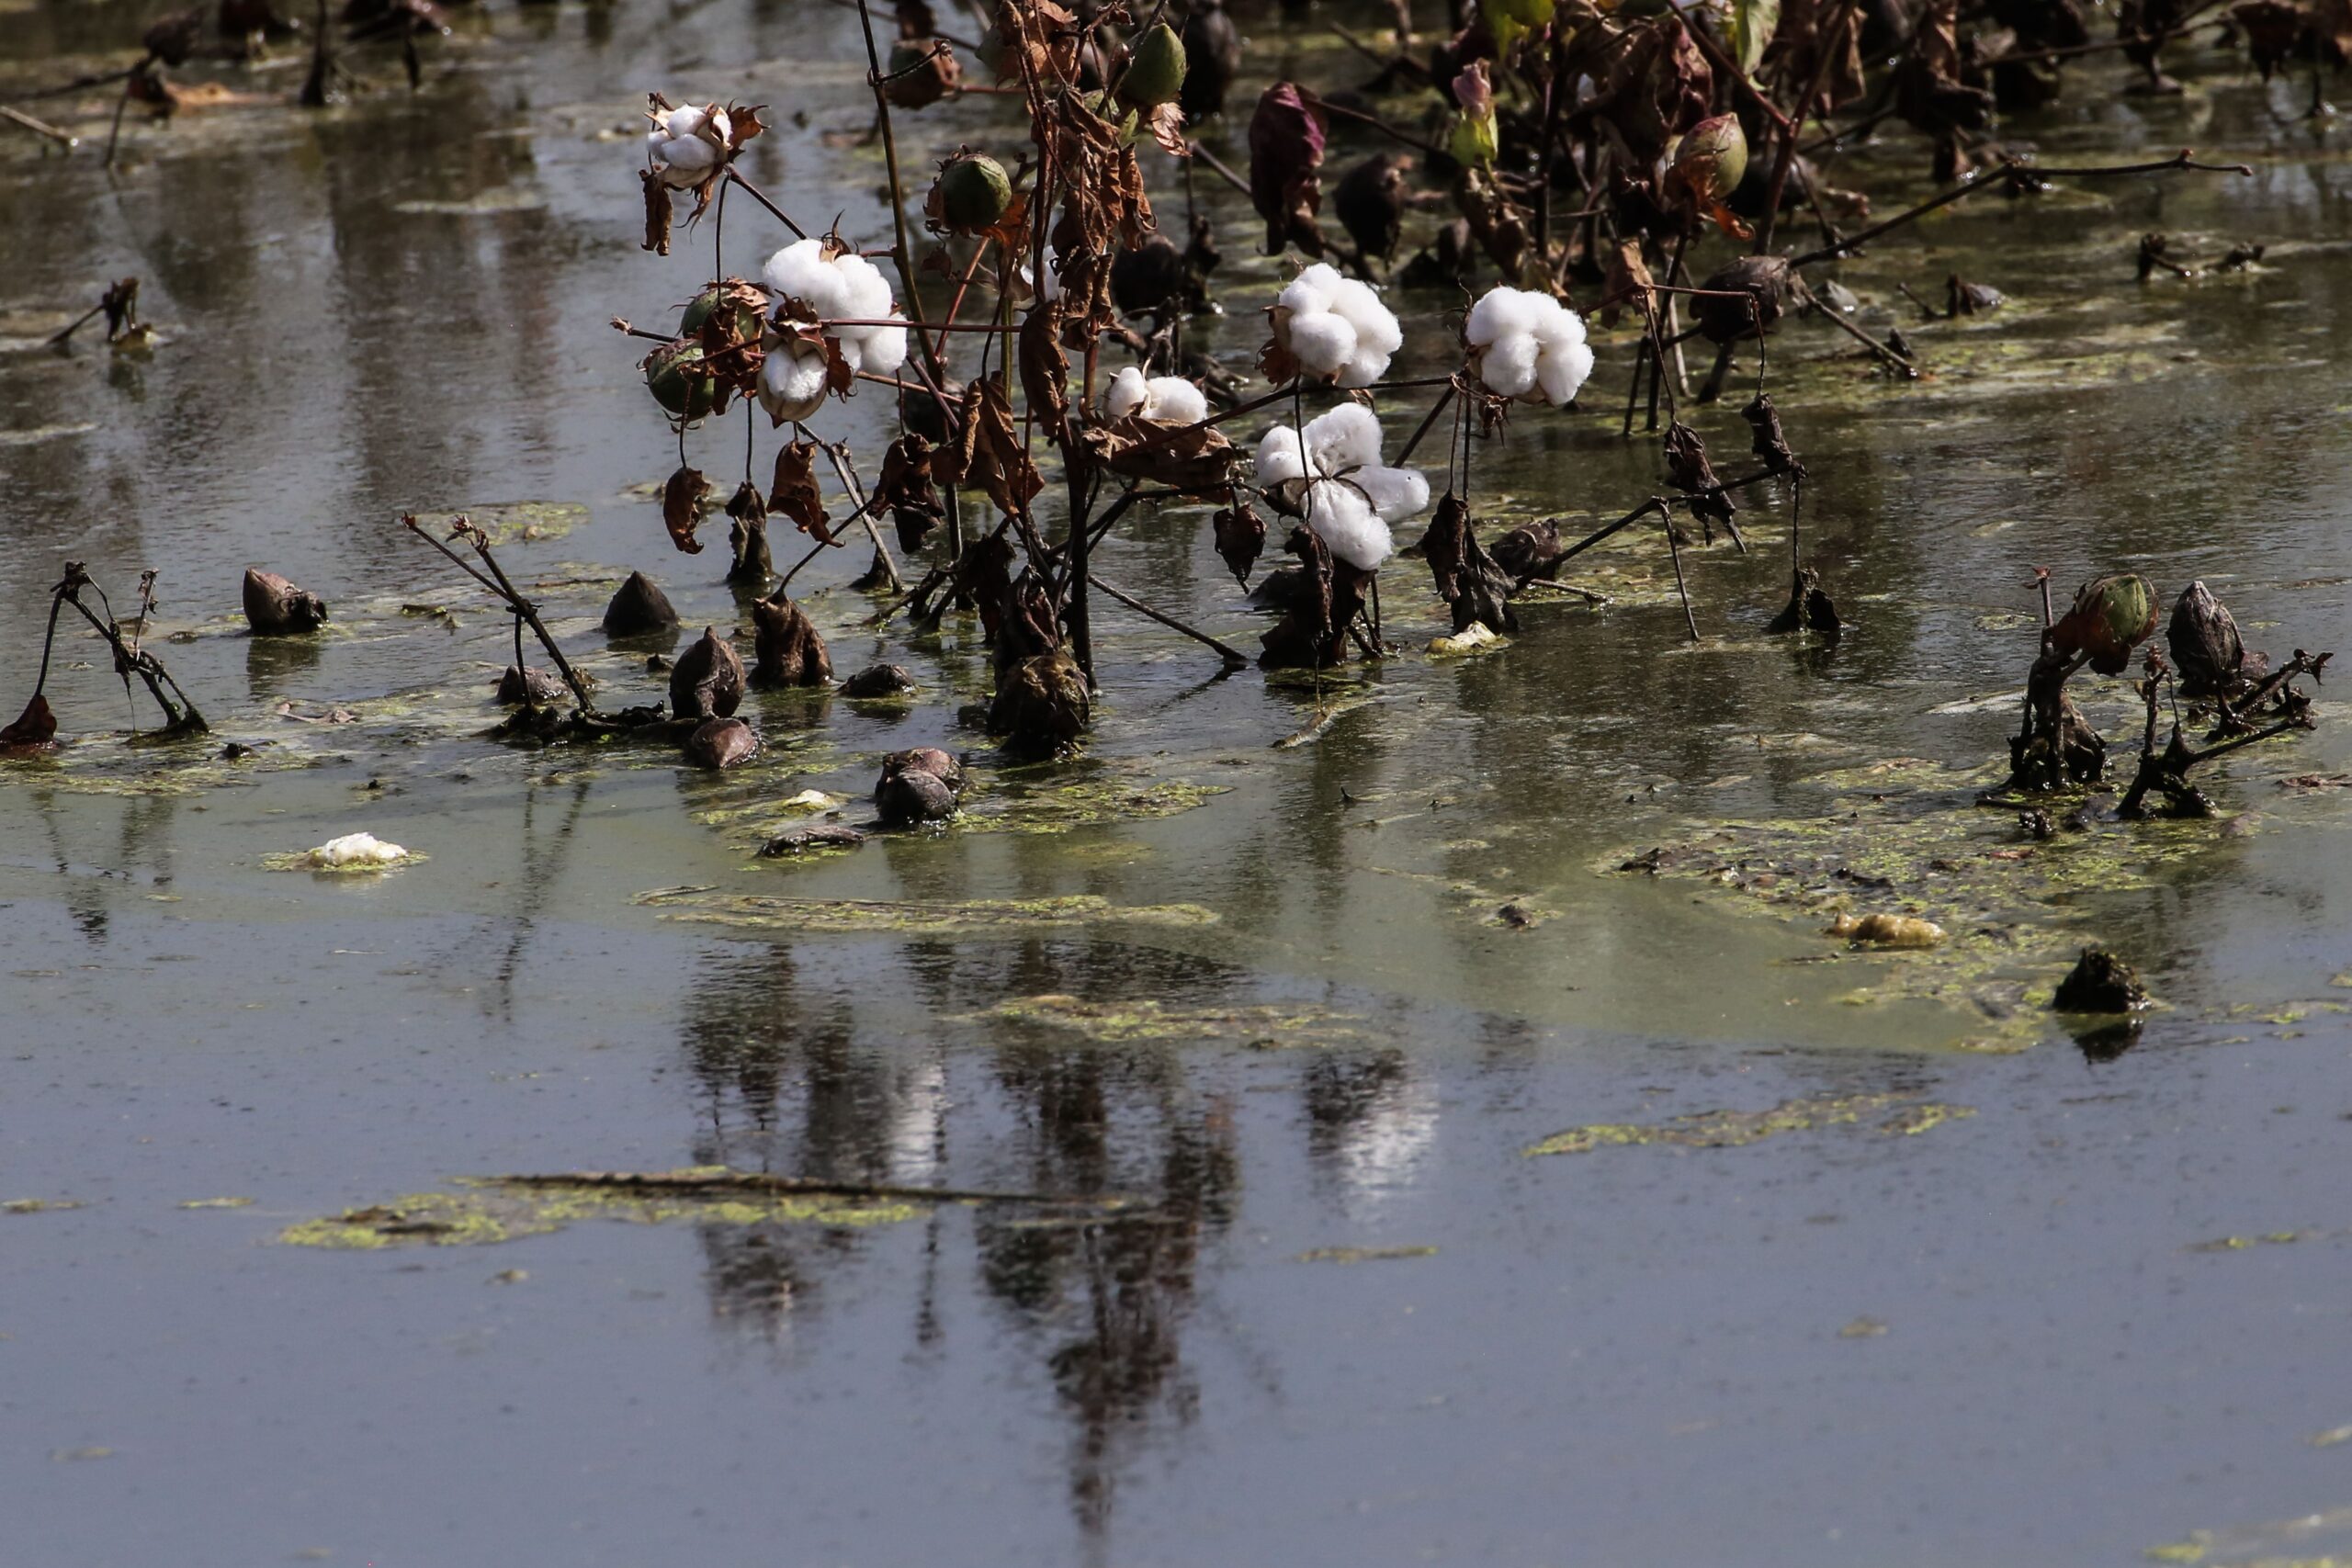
[7,3,2352,1563]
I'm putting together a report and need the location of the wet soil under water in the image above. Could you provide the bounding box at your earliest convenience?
[6,5,2352,1564]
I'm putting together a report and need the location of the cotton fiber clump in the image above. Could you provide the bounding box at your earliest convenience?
[307,832,410,868]
[1464,285,1595,406]
[645,102,729,190]
[1272,264,1402,389]
[756,240,910,423]
[1253,403,1430,570]
[1104,367,1209,425]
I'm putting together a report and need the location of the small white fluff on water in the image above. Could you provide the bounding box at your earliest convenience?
[308,831,409,868]
[756,335,831,424]
[1273,263,1403,389]
[1252,403,1430,570]
[1104,367,1210,425]
[1464,285,1594,406]
[760,239,910,378]
[645,103,729,190]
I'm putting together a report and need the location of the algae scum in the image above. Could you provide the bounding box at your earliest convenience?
[10,5,2352,1566]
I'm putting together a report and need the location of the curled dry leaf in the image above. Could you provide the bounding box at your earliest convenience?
[1663,421,1736,532]
[1212,498,1267,585]
[768,441,832,542]
[752,592,831,688]
[670,626,746,718]
[937,378,1043,519]
[662,465,712,554]
[1247,84,1328,255]
[1080,417,1236,496]
[640,169,673,256]
[1415,491,1517,637]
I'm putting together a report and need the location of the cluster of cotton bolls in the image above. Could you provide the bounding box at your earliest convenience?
[646,102,729,190]
[1252,404,1430,571]
[1463,285,1595,407]
[1271,264,1403,389]
[1104,367,1208,425]
[755,239,910,424]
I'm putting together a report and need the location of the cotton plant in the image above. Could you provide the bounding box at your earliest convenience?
[1464,285,1595,407]
[1252,403,1430,570]
[1104,367,1208,425]
[645,101,732,190]
[1266,263,1403,389]
[754,238,910,424]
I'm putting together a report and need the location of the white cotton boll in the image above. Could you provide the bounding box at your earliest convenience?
[1277,265,1340,319]
[1351,462,1430,522]
[1477,331,1541,399]
[836,254,895,320]
[1144,376,1207,425]
[652,134,719,189]
[758,339,830,424]
[1302,480,1392,570]
[1535,335,1594,406]
[853,321,908,375]
[763,241,844,316]
[1465,285,1541,347]
[1307,403,1384,472]
[1286,312,1358,378]
[1254,424,1309,487]
[1107,367,1151,421]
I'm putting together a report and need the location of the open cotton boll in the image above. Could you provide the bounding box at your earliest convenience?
[1475,330,1542,400]
[308,831,409,868]
[1465,284,1595,406]
[1145,376,1208,425]
[1304,401,1384,473]
[1106,367,1152,421]
[1464,284,1542,347]
[757,337,831,424]
[1274,263,1402,388]
[762,241,854,319]
[851,321,908,375]
[647,104,729,190]
[1530,302,1594,405]
[1298,479,1391,570]
[1349,462,1429,521]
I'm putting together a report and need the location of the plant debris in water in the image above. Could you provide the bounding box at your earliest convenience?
[1525,1091,1973,1157]
[635,887,1219,933]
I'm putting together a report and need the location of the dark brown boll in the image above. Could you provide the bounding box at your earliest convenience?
[602,570,680,637]
[1333,152,1412,265]
[840,663,917,698]
[2052,948,2149,1013]
[1693,255,1794,345]
[495,665,567,705]
[242,569,329,635]
[751,592,831,688]
[684,716,759,770]
[874,766,958,826]
[878,746,965,795]
[2167,581,2256,697]
[669,626,745,720]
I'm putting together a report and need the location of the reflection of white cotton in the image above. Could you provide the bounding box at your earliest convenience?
[1339,1077,1439,1202]
[755,336,831,424]
[1464,285,1594,406]
[888,1060,948,1184]
[1104,367,1210,425]
[1251,403,1430,570]
[759,239,910,377]
[1273,263,1403,388]
[646,103,729,189]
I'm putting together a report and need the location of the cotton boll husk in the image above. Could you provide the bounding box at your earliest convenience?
[1465,285,1541,346]
[1145,376,1207,424]
[1351,462,1430,521]
[1285,312,1358,378]
[758,340,831,423]
[1302,479,1392,570]
[1107,367,1151,420]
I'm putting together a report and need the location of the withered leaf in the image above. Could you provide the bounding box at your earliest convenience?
[723,101,767,152]
[640,170,673,256]
[1663,421,1737,532]
[1248,84,1327,255]
[938,378,1042,519]
[1144,100,1189,157]
[768,441,832,542]
[1018,302,1069,437]
[1212,499,1266,586]
[1080,417,1237,496]
[662,465,711,554]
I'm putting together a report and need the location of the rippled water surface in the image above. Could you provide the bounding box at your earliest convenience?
[6,5,2352,1563]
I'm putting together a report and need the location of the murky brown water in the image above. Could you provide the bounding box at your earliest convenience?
[6,6,2352,1563]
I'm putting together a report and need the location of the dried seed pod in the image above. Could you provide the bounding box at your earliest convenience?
[684,716,759,770]
[495,665,567,705]
[641,339,719,422]
[2053,948,2149,1012]
[2166,581,2250,697]
[242,569,329,636]
[751,592,831,688]
[875,768,957,826]
[669,626,745,719]
[1691,254,1793,345]
[989,649,1091,755]
[602,570,679,637]
[1488,520,1562,585]
[840,663,917,698]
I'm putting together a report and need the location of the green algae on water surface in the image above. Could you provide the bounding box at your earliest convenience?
[1525,1091,1974,1157]
[1295,1245,1439,1264]
[278,1171,922,1249]
[952,993,1364,1048]
[634,886,1220,933]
